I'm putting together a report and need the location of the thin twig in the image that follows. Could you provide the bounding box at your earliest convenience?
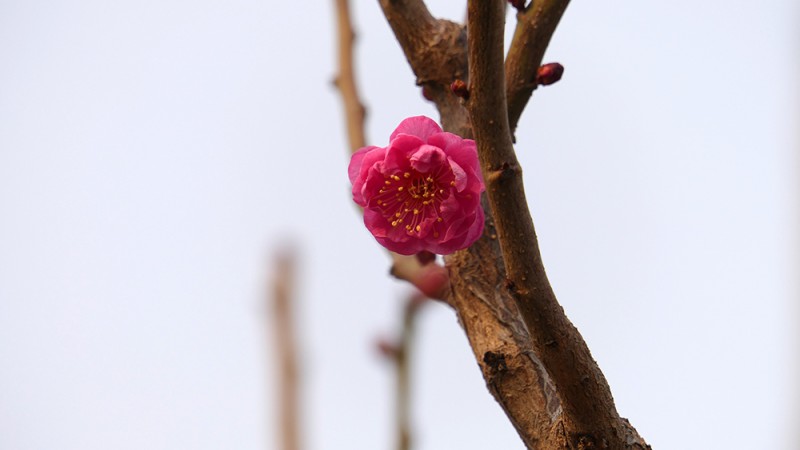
[465,0,633,446]
[333,0,451,301]
[395,294,427,450]
[505,0,571,136]
[271,250,301,450]
[333,0,367,150]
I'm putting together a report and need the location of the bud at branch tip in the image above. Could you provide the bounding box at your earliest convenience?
[508,0,526,11]
[450,79,469,100]
[536,62,564,86]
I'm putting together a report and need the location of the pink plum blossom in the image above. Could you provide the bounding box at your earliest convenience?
[348,116,485,255]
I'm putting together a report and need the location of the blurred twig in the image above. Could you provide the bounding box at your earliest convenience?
[271,250,301,450]
[333,0,367,150]
[377,293,429,450]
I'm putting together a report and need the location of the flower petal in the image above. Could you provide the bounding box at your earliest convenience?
[426,131,462,152]
[348,146,377,184]
[390,116,442,142]
[433,134,481,180]
[410,145,447,173]
[448,157,467,191]
[384,134,424,172]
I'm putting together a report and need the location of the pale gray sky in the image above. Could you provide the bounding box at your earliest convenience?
[0,1,796,449]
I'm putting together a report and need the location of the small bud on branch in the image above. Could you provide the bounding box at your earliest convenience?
[536,62,564,86]
[450,79,469,100]
[415,251,436,266]
[508,0,526,11]
[421,85,434,102]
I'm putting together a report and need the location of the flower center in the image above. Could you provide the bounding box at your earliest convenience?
[374,170,452,237]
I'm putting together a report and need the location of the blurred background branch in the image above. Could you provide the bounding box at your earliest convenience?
[271,249,301,450]
[375,293,429,450]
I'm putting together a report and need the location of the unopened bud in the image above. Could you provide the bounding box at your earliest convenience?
[421,85,434,102]
[536,62,564,86]
[508,0,526,11]
[450,79,469,100]
[415,251,436,266]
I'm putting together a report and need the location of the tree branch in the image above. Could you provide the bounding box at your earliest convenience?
[333,0,367,150]
[466,1,646,447]
[375,1,575,447]
[377,0,472,137]
[505,0,570,136]
[352,1,649,448]
[271,250,301,450]
[396,294,427,450]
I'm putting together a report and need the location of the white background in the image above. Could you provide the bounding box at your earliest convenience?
[0,1,797,449]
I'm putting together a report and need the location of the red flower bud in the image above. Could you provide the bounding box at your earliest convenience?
[415,251,436,266]
[450,79,469,100]
[421,85,434,101]
[536,62,564,86]
[508,0,526,11]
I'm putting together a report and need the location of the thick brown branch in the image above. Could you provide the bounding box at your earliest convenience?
[375,1,586,447]
[445,219,560,448]
[377,0,471,137]
[271,251,301,450]
[505,0,570,135]
[465,1,644,447]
